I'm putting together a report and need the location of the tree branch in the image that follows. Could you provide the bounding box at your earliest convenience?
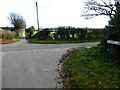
[82,0,116,19]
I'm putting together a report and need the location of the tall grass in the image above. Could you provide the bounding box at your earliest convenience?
[0,30,17,39]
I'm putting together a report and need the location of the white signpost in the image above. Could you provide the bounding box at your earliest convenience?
[107,40,120,45]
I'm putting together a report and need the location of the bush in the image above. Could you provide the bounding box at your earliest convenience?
[0,30,17,39]
[0,30,2,38]
[25,26,35,38]
[33,28,52,40]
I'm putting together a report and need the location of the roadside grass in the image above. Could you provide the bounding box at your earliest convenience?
[1,38,21,44]
[27,38,100,44]
[63,46,120,88]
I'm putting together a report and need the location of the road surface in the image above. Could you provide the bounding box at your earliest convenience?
[2,40,99,88]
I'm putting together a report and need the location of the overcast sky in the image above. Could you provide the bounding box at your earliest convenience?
[0,0,110,29]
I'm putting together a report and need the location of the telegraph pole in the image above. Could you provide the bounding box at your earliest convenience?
[36,2,40,31]
[115,0,120,27]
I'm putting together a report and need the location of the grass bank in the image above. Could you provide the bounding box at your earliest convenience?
[1,38,21,44]
[27,38,100,44]
[62,46,120,88]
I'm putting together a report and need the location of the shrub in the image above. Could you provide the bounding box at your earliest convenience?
[25,26,35,38]
[33,28,52,40]
[0,30,16,39]
[0,30,2,38]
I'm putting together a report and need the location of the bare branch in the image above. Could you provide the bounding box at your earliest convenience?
[8,13,26,30]
[82,0,116,19]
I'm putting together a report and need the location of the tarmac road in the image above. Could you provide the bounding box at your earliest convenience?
[2,40,99,88]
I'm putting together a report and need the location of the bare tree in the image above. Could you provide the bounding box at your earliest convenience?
[8,13,26,36]
[82,0,120,47]
[82,0,116,19]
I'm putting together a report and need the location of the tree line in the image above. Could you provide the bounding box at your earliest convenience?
[31,27,105,41]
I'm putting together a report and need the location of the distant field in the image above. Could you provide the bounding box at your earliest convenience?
[33,31,38,35]
[49,31,55,37]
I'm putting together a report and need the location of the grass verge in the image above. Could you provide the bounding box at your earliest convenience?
[27,38,100,44]
[62,46,120,88]
[1,38,21,44]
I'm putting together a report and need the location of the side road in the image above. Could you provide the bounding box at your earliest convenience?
[2,40,99,88]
